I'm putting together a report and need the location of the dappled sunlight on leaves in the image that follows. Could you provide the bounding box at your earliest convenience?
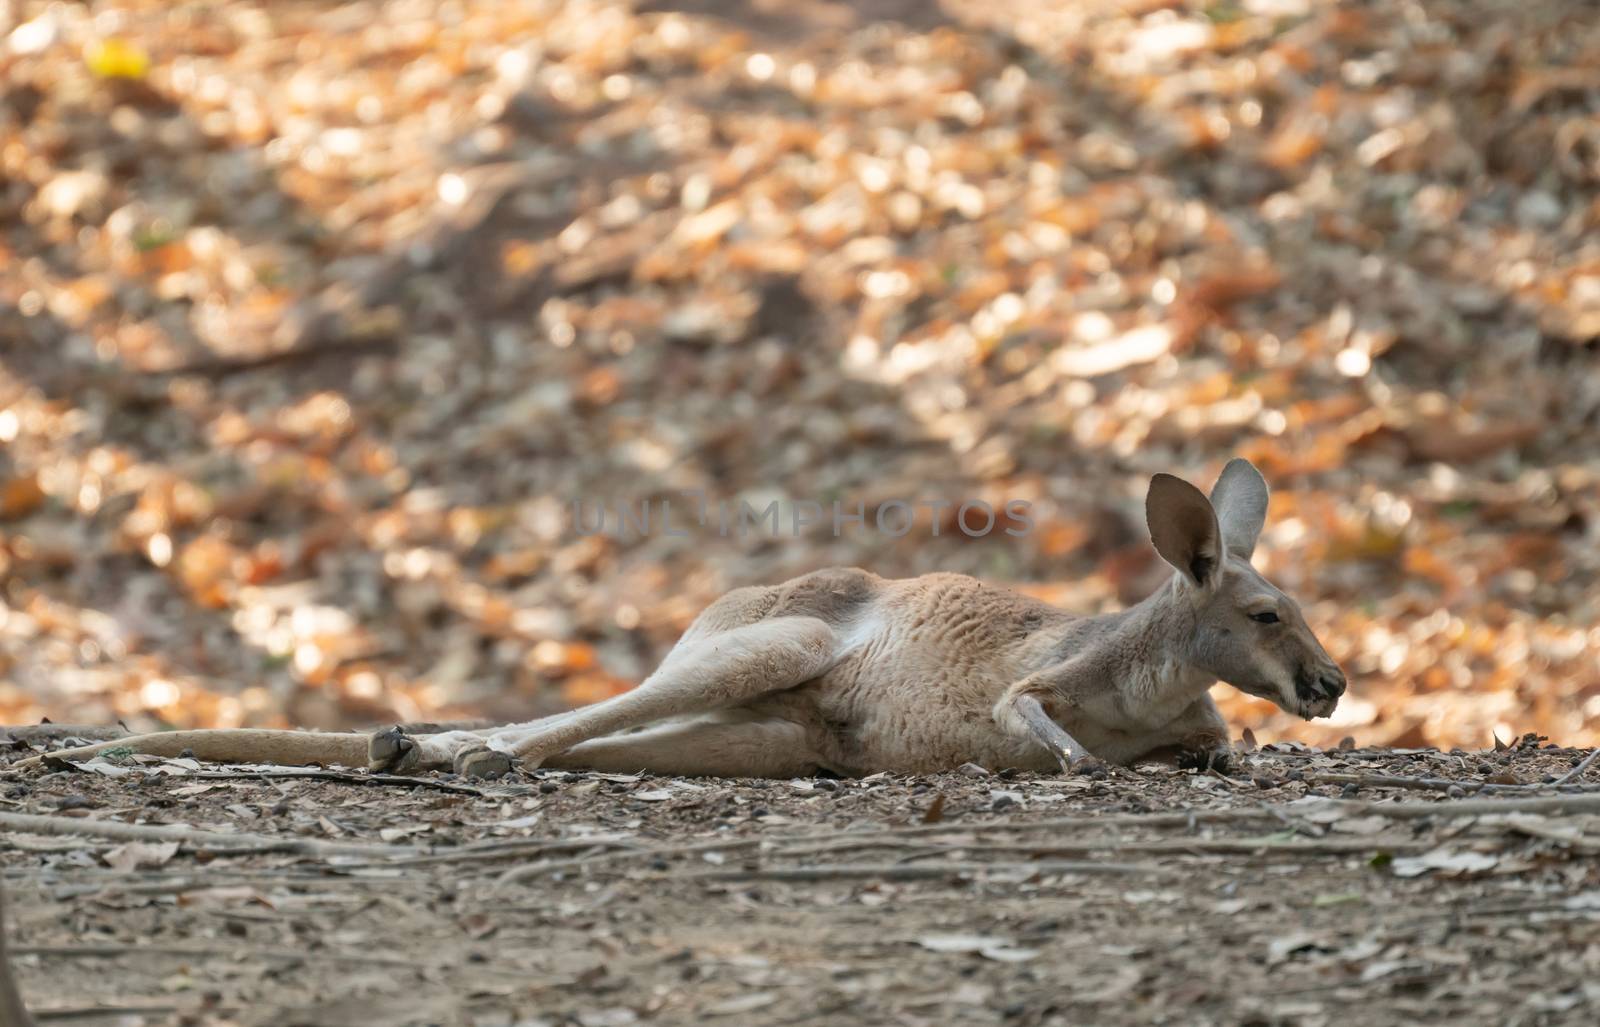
[0,0,1596,749]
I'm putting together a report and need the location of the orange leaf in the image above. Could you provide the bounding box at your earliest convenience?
[0,474,46,520]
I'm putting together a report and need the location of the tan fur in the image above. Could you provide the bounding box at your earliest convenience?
[17,729,372,768]
[23,460,1344,779]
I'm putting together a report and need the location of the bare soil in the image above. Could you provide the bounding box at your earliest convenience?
[4,734,1599,1026]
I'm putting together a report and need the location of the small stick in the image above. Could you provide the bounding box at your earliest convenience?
[0,812,414,860]
[1550,749,1600,788]
[33,1003,183,1021]
[688,860,1157,883]
[494,836,766,887]
[184,768,496,797]
[375,837,645,869]
[826,807,1280,841]
[12,943,418,968]
[1300,772,1587,795]
[868,792,1600,837]
[1,881,33,1027]
[1310,771,1600,796]
[1320,793,1600,819]
[1303,772,1469,793]
[788,835,1426,861]
[35,874,435,901]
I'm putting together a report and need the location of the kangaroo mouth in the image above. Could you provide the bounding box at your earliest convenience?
[1230,676,1340,720]
[1293,668,1344,719]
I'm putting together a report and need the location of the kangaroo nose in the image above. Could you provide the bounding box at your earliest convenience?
[1323,667,1347,698]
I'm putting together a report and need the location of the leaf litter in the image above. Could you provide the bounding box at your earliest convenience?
[6,740,1600,1023]
[2,0,1600,1021]
[0,0,1595,760]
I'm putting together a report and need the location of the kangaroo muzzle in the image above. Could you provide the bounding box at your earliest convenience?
[1294,663,1346,719]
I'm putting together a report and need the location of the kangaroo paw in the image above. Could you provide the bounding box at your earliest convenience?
[454,746,515,780]
[1177,745,1235,775]
[1066,754,1109,779]
[368,726,421,773]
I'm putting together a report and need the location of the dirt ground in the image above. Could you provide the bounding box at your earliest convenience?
[4,731,1599,1027]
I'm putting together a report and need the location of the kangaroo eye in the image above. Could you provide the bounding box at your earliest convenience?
[1250,611,1280,624]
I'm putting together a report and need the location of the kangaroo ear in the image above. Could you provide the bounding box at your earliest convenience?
[1209,458,1269,560]
[1146,473,1223,589]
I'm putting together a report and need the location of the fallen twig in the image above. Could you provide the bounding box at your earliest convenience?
[374,836,644,869]
[494,835,765,887]
[1550,749,1600,788]
[782,835,1425,861]
[185,768,497,797]
[33,874,436,901]
[144,337,397,379]
[871,792,1600,838]
[12,943,418,968]
[1324,793,1600,819]
[0,812,415,860]
[1411,900,1600,922]
[688,860,1156,883]
[1,882,31,1027]
[33,1003,185,1022]
[1302,772,1492,794]
[1301,771,1599,795]
[831,807,1281,840]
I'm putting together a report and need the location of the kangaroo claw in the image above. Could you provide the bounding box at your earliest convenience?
[1178,746,1236,775]
[1063,753,1109,778]
[368,726,420,773]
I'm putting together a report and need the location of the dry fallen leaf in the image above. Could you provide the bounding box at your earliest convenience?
[703,993,778,1017]
[176,887,275,910]
[59,756,137,779]
[0,474,47,520]
[167,783,220,797]
[83,37,151,79]
[915,933,1010,953]
[1329,815,1390,836]
[1390,848,1500,878]
[1283,796,1351,825]
[103,840,180,872]
[914,933,1039,962]
[379,824,431,842]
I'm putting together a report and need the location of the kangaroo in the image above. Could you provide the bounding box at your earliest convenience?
[23,460,1345,780]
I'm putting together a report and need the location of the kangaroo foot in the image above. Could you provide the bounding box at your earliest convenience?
[1177,744,1236,775]
[368,726,422,773]
[454,746,515,780]
[1061,753,1109,779]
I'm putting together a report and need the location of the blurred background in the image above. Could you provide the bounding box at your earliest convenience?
[1,0,1596,750]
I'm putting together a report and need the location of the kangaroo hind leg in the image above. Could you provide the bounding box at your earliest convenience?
[448,615,841,779]
[545,712,826,778]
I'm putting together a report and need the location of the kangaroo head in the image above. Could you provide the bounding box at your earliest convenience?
[1145,458,1346,720]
